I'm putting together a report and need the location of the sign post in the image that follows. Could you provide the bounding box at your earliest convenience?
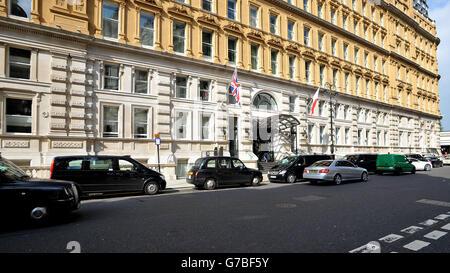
[155,134,161,173]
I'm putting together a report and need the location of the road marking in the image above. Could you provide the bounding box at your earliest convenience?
[293,195,326,202]
[349,241,381,253]
[403,240,431,251]
[379,234,404,243]
[441,223,450,231]
[416,199,450,208]
[419,219,439,226]
[401,226,423,235]
[424,230,447,240]
[275,203,297,209]
[434,214,450,220]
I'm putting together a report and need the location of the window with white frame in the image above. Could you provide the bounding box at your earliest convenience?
[344,105,349,120]
[200,113,213,140]
[271,49,278,76]
[304,27,310,46]
[5,98,32,134]
[103,105,119,138]
[270,14,278,34]
[343,43,348,60]
[331,39,337,56]
[345,128,350,144]
[318,33,324,52]
[140,12,154,47]
[251,44,259,71]
[336,127,341,144]
[134,69,148,94]
[228,0,237,20]
[175,111,189,139]
[102,1,119,39]
[289,55,296,80]
[8,47,31,79]
[9,0,31,18]
[175,76,188,98]
[356,76,360,95]
[133,108,149,139]
[250,6,259,28]
[228,37,237,65]
[320,65,325,87]
[318,3,323,18]
[289,96,296,112]
[202,0,213,12]
[344,73,349,93]
[305,60,311,83]
[288,21,295,40]
[320,125,325,144]
[308,124,314,143]
[104,64,120,90]
[173,21,186,54]
[199,80,211,101]
[358,129,362,145]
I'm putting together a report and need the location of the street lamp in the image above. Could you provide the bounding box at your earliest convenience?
[323,82,339,158]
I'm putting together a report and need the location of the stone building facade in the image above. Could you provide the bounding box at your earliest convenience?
[0,0,442,180]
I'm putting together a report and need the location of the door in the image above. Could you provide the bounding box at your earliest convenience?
[231,159,252,184]
[114,159,143,192]
[343,161,361,180]
[85,158,115,193]
[335,161,352,180]
[294,157,306,178]
[217,158,234,185]
[228,117,239,158]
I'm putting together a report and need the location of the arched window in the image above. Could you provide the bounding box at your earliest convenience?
[252,93,278,111]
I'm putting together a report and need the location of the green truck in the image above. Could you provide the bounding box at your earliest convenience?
[376,154,416,175]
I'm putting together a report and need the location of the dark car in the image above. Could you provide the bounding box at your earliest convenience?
[50,155,166,197]
[186,157,263,190]
[425,156,443,168]
[268,154,333,183]
[0,155,80,221]
[344,154,378,173]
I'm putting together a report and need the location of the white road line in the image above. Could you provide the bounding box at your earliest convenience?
[441,223,450,231]
[424,230,448,240]
[416,199,450,208]
[403,240,431,251]
[434,214,450,220]
[379,234,404,243]
[349,242,381,253]
[401,226,423,234]
[419,219,439,226]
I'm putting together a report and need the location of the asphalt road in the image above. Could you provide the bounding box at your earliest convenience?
[1,167,450,253]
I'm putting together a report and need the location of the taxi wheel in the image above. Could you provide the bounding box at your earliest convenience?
[144,182,159,195]
[251,176,261,186]
[286,174,296,184]
[204,179,217,190]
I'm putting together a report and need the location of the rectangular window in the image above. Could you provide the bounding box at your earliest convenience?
[251,44,259,70]
[336,127,341,144]
[320,125,325,144]
[270,14,278,34]
[343,16,347,30]
[304,28,310,46]
[140,12,154,47]
[308,124,314,143]
[331,39,336,56]
[318,3,323,18]
[10,0,31,18]
[331,9,336,24]
[5,98,32,133]
[345,128,350,144]
[202,0,213,12]
[228,37,237,65]
[289,96,296,112]
[289,55,296,80]
[354,22,358,35]
[175,112,188,139]
[228,0,237,20]
[343,44,348,60]
[173,21,186,54]
[199,80,210,101]
[9,47,31,79]
[134,108,148,139]
[103,105,119,138]
[175,76,187,98]
[102,1,119,39]
[202,30,213,59]
[305,61,311,83]
[89,159,113,171]
[288,21,295,40]
[250,6,259,28]
[356,76,360,95]
[333,69,338,89]
[345,73,349,93]
[366,79,370,98]
[344,105,349,120]
[201,114,212,140]
[134,69,148,94]
[320,65,325,87]
[104,64,119,90]
[271,50,278,75]
[318,33,324,52]
[304,0,309,12]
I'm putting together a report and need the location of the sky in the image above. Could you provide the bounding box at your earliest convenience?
[429,0,450,131]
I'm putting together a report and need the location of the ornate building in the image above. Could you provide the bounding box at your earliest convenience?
[0,0,442,180]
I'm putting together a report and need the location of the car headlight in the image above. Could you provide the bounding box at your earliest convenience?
[279,170,287,176]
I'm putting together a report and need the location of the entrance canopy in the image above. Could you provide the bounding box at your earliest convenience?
[256,114,300,131]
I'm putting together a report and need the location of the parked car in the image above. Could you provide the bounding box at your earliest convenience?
[443,157,450,166]
[425,156,443,168]
[376,154,416,175]
[268,154,333,183]
[0,155,80,221]
[303,160,369,185]
[407,158,433,171]
[186,157,263,190]
[50,155,166,197]
[344,154,378,173]
[405,154,428,162]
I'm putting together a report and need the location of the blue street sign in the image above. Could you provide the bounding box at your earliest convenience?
[155,137,161,146]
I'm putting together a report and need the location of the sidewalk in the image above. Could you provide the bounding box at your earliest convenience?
[165,176,270,190]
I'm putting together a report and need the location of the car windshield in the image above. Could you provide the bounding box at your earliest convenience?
[274,156,298,167]
[310,160,333,167]
[192,158,204,168]
[0,157,29,181]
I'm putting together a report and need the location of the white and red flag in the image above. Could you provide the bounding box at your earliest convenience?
[309,87,320,115]
[230,66,240,105]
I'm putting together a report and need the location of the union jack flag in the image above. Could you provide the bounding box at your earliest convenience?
[230,66,240,105]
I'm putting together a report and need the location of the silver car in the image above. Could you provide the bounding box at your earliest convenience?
[303,160,369,185]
